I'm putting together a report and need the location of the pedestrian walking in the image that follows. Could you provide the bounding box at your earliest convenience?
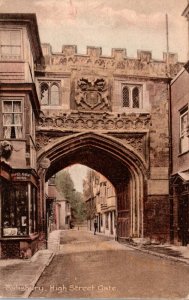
[94,219,98,235]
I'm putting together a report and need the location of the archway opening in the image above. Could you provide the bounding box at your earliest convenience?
[38,132,146,240]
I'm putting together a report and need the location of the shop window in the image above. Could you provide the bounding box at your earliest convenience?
[40,81,60,106]
[30,185,38,233]
[2,183,28,236]
[122,85,142,109]
[2,100,23,139]
[0,30,21,60]
[2,183,38,237]
[180,107,189,154]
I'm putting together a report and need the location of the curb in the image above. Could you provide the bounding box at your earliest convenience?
[22,252,55,298]
[123,242,189,265]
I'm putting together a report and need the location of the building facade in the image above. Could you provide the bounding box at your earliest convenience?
[0,12,185,257]
[36,43,183,244]
[46,177,71,233]
[0,14,43,258]
[169,2,189,246]
[95,173,116,237]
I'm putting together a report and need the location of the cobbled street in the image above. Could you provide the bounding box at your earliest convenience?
[30,230,189,298]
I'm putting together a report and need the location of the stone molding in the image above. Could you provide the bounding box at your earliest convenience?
[36,130,148,162]
[37,111,151,132]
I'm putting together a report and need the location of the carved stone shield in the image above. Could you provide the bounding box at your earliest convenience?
[85,91,101,108]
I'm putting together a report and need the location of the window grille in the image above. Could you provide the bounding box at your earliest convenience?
[132,87,140,108]
[122,86,130,107]
[40,81,60,106]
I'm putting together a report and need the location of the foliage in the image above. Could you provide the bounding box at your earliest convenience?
[55,170,86,222]
[83,169,99,200]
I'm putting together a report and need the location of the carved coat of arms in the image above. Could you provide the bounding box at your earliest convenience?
[75,77,110,110]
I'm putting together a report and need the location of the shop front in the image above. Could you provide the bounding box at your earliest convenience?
[171,172,189,246]
[0,166,39,258]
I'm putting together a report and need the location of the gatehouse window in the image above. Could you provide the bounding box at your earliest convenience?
[123,86,130,107]
[122,84,142,109]
[40,81,60,106]
[2,100,23,139]
[40,82,49,105]
[0,30,22,60]
[180,106,189,154]
[50,84,59,105]
[132,87,140,108]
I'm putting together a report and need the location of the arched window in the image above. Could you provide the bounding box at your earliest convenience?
[40,81,60,106]
[132,87,140,108]
[50,84,59,105]
[122,86,130,107]
[40,83,49,105]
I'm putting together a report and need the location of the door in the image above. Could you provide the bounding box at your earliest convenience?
[179,195,189,246]
[117,183,130,238]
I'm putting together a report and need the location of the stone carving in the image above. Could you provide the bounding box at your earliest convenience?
[109,133,146,158]
[36,133,51,150]
[75,78,110,110]
[0,140,13,159]
[37,112,151,132]
[36,132,73,150]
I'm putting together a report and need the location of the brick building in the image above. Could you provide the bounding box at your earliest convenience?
[169,1,189,246]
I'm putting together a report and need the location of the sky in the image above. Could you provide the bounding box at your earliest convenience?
[65,164,89,192]
[1,0,188,191]
[0,0,188,61]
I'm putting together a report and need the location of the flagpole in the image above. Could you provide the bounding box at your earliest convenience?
[166,13,170,76]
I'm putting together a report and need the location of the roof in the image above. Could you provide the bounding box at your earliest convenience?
[172,171,189,184]
[47,184,65,201]
[182,2,189,17]
[178,172,189,181]
[0,13,43,64]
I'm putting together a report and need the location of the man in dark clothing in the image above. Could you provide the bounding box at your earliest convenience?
[94,219,98,235]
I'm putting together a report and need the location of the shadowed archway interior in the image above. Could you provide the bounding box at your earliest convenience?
[38,132,146,239]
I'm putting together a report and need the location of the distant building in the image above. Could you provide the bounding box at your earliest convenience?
[46,176,71,232]
[84,171,116,237]
[96,175,116,237]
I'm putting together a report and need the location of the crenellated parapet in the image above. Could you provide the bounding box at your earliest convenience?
[40,44,183,78]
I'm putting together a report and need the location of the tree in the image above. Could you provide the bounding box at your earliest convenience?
[55,170,86,223]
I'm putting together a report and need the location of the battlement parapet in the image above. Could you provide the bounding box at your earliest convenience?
[40,44,183,78]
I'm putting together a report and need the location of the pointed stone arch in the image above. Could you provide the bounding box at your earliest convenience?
[37,131,148,240]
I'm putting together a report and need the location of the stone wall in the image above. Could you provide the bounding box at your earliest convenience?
[144,195,170,242]
[36,44,184,242]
